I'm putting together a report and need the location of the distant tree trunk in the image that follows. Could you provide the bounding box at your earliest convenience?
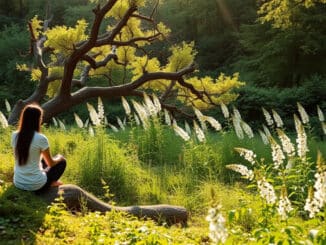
[38,184,188,225]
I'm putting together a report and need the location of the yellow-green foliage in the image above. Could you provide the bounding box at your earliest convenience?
[179,73,244,109]
[19,0,244,107]
[166,42,196,72]
[30,15,43,37]
[44,20,88,56]
[258,0,326,29]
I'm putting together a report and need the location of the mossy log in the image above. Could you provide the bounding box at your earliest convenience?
[37,184,188,225]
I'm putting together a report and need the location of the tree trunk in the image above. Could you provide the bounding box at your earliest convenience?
[37,184,188,225]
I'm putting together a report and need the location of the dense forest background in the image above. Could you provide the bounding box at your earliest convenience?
[0,0,325,127]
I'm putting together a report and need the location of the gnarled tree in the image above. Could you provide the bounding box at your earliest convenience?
[9,0,243,124]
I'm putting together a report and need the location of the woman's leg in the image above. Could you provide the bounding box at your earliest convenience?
[46,160,66,184]
[35,160,66,194]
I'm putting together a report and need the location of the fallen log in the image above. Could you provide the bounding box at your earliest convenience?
[37,184,188,225]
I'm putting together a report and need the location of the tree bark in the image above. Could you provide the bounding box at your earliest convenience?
[37,184,188,225]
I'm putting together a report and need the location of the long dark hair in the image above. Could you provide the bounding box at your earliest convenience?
[15,104,43,166]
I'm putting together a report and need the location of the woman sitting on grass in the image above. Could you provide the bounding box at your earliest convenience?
[11,104,66,194]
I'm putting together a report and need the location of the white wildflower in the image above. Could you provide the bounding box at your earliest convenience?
[84,118,89,128]
[108,123,119,132]
[317,105,324,122]
[206,206,228,244]
[52,117,58,127]
[220,102,230,119]
[117,117,125,130]
[152,93,161,113]
[272,109,283,128]
[297,102,309,124]
[194,107,204,121]
[304,195,321,218]
[133,113,140,126]
[194,107,207,131]
[257,178,277,205]
[233,106,242,120]
[293,114,301,133]
[305,199,321,218]
[88,125,95,137]
[87,103,100,126]
[58,119,66,131]
[277,194,293,220]
[262,124,271,138]
[185,121,191,135]
[0,111,8,128]
[193,120,206,142]
[172,120,190,141]
[276,129,295,157]
[322,122,326,135]
[132,100,149,129]
[5,99,11,112]
[104,116,108,126]
[97,97,105,124]
[294,115,308,160]
[313,171,326,208]
[241,120,254,138]
[259,130,269,145]
[226,164,254,181]
[234,147,257,165]
[164,109,171,126]
[121,96,131,115]
[204,116,222,131]
[74,113,84,128]
[270,137,285,169]
[143,93,157,116]
[262,107,274,126]
[232,115,244,139]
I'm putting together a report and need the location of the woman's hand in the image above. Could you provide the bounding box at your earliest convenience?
[42,149,66,167]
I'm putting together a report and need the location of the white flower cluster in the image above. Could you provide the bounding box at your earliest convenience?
[132,100,149,129]
[294,115,308,160]
[270,139,285,169]
[277,195,293,220]
[172,120,190,141]
[259,130,269,145]
[277,129,295,157]
[226,164,254,181]
[220,102,230,119]
[241,120,254,138]
[204,116,222,131]
[262,107,274,126]
[257,178,277,205]
[235,147,256,165]
[206,207,228,244]
[272,109,283,128]
[297,102,309,124]
[317,105,324,122]
[232,115,244,140]
[304,170,326,218]
[87,102,102,126]
[193,120,206,142]
[121,96,131,115]
[304,197,321,218]
[0,111,8,128]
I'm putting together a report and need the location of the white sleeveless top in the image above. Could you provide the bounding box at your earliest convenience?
[11,131,49,191]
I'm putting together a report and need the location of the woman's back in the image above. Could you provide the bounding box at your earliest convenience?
[12,131,49,191]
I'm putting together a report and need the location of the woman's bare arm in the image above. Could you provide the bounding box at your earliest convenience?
[41,148,65,167]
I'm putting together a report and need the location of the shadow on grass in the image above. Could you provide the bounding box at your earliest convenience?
[0,183,48,244]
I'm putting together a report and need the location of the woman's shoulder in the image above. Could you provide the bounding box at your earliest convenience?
[34,132,48,139]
